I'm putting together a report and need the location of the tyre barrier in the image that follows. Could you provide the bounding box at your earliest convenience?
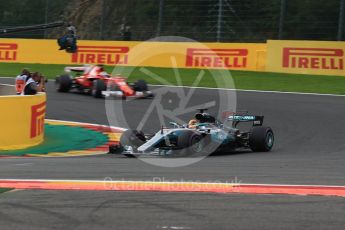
[0,84,46,150]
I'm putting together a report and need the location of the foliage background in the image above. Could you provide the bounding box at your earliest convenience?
[0,0,343,42]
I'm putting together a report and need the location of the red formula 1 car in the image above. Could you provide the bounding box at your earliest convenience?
[55,65,154,99]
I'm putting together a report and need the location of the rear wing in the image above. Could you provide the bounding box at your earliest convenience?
[228,115,264,126]
[64,66,90,73]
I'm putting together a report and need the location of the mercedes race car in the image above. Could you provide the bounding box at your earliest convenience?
[55,65,154,99]
[109,109,274,157]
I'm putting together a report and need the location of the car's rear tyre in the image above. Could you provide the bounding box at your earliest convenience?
[92,79,106,98]
[120,130,146,158]
[56,75,72,92]
[249,126,274,152]
[133,80,148,92]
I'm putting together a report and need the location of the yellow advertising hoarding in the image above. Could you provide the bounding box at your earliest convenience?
[0,92,46,150]
[0,38,266,71]
[267,40,345,76]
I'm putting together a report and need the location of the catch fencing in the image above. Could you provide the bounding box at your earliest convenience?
[0,0,344,42]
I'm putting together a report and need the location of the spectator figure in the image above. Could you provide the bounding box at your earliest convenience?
[121,26,132,41]
[21,72,46,95]
[67,24,77,37]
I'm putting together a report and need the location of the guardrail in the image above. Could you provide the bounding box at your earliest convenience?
[0,84,46,150]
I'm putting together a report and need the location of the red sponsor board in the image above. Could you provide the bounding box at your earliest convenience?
[71,46,129,65]
[30,102,46,138]
[186,48,248,68]
[0,43,17,61]
[282,48,344,70]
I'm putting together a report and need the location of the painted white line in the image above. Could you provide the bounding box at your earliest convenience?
[160,226,191,230]
[1,76,344,97]
[13,163,33,166]
[0,77,54,82]
[151,84,345,97]
[0,83,16,87]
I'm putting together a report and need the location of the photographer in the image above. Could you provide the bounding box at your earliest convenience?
[21,72,46,95]
[15,69,31,94]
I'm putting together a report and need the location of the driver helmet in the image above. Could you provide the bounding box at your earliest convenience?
[188,119,199,129]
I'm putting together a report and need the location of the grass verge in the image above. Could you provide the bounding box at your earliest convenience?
[1,62,345,95]
[0,124,109,156]
[0,188,12,194]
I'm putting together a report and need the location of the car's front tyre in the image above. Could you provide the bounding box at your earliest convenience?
[120,130,146,158]
[133,80,148,92]
[91,79,106,98]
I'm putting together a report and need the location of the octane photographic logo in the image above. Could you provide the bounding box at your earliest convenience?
[105,36,237,167]
[103,176,242,192]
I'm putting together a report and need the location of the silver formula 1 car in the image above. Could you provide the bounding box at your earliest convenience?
[109,109,274,157]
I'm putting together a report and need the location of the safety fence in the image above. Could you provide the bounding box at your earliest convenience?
[0,38,344,76]
[0,85,46,150]
[1,0,344,42]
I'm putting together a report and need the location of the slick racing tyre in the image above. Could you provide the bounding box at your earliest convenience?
[120,130,146,158]
[92,79,106,98]
[188,133,204,155]
[56,75,72,92]
[133,80,148,91]
[173,131,205,157]
[249,126,274,152]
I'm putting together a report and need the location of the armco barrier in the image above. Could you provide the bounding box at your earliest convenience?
[0,38,266,71]
[0,85,46,150]
[266,40,345,76]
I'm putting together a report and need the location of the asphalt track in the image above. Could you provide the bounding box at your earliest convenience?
[1,78,345,229]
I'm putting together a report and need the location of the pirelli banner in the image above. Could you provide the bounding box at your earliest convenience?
[0,92,46,150]
[0,38,266,71]
[267,40,345,76]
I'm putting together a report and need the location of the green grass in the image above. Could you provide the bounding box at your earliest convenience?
[0,188,12,194]
[1,62,345,95]
[0,124,109,156]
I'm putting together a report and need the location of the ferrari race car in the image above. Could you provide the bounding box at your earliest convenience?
[109,109,274,157]
[55,65,154,99]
